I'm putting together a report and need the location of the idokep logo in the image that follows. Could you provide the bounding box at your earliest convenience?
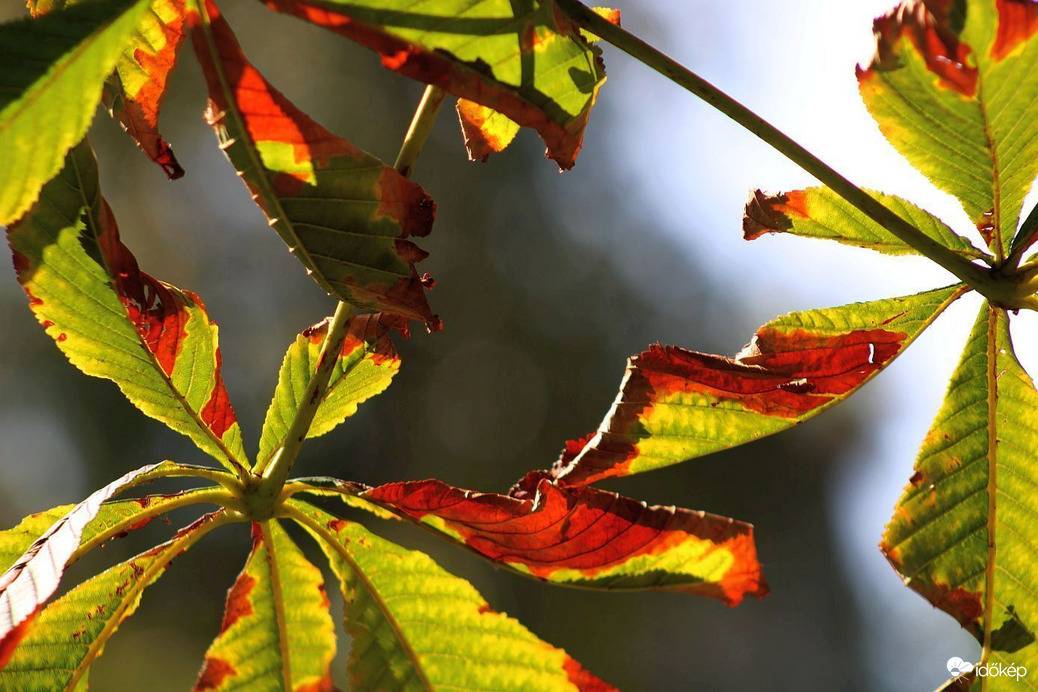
[947,657,1028,682]
[947,658,974,677]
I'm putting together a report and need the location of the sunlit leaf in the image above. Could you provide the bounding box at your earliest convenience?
[0,0,153,224]
[102,0,190,178]
[0,513,225,689]
[260,0,607,170]
[0,462,178,655]
[28,0,189,178]
[359,471,767,605]
[7,141,249,474]
[257,313,401,469]
[289,500,614,691]
[883,303,1038,678]
[195,521,335,691]
[553,285,966,485]
[456,99,521,162]
[0,485,223,578]
[744,187,987,260]
[858,0,1038,258]
[191,1,437,323]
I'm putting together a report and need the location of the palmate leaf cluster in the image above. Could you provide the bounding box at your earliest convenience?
[0,0,1037,689]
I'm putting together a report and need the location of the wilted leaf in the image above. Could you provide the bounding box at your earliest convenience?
[554,285,966,485]
[453,7,617,163]
[883,303,1038,676]
[7,141,249,473]
[192,1,437,323]
[257,313,400,468]
[858,0,1038,258]
[744,187,987,260]
[102,0,190,178]
[260,0,607,170]
[0,0,152,224]
[288,500,614,691]
[0,512,227,688]
[28,0,189,178]
[195,521,335,691]
[361,471,767,605]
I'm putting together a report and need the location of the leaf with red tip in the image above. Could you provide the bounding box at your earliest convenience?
[101,0,189,178]
[28,0,190,178]
[6,141,249,473]
[360,472,766,605]
[883,304,1038,674]
[288,500,615,691]
[858,0,1038,258]
[456,99,521,162]
[191,2,437,324]
[257,313,401,469]
[744,187,987,260]
[195,521,335,691]
[260,0,607,170]
[0,512,226,690]
[553,285,966,486]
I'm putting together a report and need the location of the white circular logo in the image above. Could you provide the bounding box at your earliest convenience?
[947,657,975,677]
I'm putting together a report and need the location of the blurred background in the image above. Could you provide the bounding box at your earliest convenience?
[3,0,1033,689]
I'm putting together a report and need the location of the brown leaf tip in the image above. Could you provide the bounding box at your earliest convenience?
[743,189,794,240]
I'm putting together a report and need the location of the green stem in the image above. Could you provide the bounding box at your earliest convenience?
[248,301,355,509]
[68,487,236,564]
[393,85,447,176]
[245,85,446,517]
[557,0,1012,300]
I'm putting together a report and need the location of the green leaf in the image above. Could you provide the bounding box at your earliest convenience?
[554,285,966,485]
[883,304,1038,681]
[0,512,227,691]
[7,141,249,474]
[191,3,437,323]
[259,0,607,170]
[0,0,153,224]
[287,500,614,691]
[744,186,988,260]
[257,314,400,469]
[0,462,180,651]
[195,521,335,691]
[858,0,1038,259]
[28,0,189,178]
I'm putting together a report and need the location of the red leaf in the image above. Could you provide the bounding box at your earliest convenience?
[857,0,977,97]
[993,0,1038,60]
[191,1,437,323]
[364,472,767,606]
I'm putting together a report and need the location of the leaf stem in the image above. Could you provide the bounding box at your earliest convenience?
[65,510,239,691]
[556,0,1013,300]
[249,301,355,505]
[1004,202,1038,270]
[246,85,446,517]
[393,85,447,177]
[67,487,237,565]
